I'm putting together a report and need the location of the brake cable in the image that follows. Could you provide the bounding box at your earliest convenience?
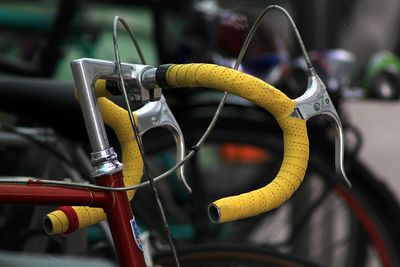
[112,16,181,267]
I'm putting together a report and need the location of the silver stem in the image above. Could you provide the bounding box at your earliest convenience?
[71,60,110,152]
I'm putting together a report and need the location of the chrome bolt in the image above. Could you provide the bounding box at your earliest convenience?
[151,116,159,124]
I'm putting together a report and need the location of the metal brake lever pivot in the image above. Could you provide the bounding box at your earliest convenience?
[292,68,351,187]
[135,96,191,193]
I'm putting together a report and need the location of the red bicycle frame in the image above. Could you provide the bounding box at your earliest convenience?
[0,171,146,267]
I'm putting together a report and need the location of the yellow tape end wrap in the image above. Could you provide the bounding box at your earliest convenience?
[44,210,69,235]
[44,207,106,235]
[164,63,309,223]
[45,93,143,235]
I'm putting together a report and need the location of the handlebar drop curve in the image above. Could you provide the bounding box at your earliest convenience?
[159,63,309,223]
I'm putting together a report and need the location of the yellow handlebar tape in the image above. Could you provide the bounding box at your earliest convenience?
[93,79,120,98]
[45,95,143,235]
[163,64,309,223]
[94,79,112,98]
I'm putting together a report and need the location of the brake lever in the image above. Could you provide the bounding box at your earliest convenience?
[292,68,351,187]
[135,95,191,193]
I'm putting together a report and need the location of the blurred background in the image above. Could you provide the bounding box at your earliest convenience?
[0,0,399,197]
[1,1,400,266]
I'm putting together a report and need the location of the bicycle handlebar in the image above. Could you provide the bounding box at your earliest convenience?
[47,62,310,233]
[160,64,309,223]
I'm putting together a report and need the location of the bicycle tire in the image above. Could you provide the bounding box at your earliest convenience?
[153,243,324,267]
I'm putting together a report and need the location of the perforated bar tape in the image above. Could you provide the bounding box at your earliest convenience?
[45,94,143,235]
[162,63,309,223]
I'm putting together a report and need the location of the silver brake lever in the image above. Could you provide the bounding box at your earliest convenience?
[292,68,351,187]
[135,95,191,193]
